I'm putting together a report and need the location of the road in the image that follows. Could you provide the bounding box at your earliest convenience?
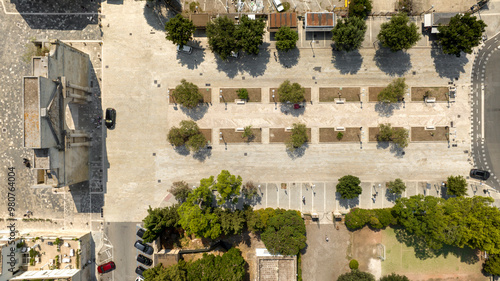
[471,32,500,189]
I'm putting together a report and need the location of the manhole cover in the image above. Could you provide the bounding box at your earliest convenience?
[2,128,6,133]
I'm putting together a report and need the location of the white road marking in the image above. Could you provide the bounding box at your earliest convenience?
[482,87,485,138]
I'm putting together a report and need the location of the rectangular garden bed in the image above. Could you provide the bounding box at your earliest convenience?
[368,87,385,102]
[411,127,449,141]
[200,129,212,143]
[219,128,262,143]
[368,127,405,142]
[169,88,212,103]
[319,128,361,142]
[411,87,449,102]
[319,87,360,102]
[269,128,312,143]
[269,88,312,102]
[219,88,262,102]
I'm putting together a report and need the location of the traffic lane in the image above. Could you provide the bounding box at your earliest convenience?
[105,222,144,281]
[484,49,500,188]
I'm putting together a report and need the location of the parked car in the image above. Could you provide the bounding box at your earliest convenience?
[176,44,193,54]
[134,240,154,255]
[470,169,490,180]
[105,108,116,130]
[137,254,153,266]
[97,261,116,274]
[136,228,145,239]
[273,0,284,12]
[135,266,146,277]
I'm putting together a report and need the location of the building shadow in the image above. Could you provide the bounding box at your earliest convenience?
[176,41,206,69]
[373,47,412,76]
[277,48,300,68]
[331,49,363,75]
[430,43,468,80]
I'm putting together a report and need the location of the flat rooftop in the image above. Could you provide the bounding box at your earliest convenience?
[23,77,40,148]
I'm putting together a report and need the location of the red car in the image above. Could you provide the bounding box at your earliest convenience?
[97,261,116,274]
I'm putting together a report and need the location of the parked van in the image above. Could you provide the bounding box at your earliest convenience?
[273,0,284,12]
[176,44,193,54]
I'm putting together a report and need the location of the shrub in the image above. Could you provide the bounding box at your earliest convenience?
[345,208,371,229]
[374,208,397,227]
[337,132,344,140]
[369,216,383,229]
[349,259,359,270]
[282,1,291,11]
[237,88,249,100]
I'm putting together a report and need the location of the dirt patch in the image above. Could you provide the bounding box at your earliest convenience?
[269,128,312,143]
[220,88,262,102]
[269,87,312,102]
[411,127,449,142]
[219,128,262,143]
[369,87,385,102]
[169,87,211,103]
[319,128,361,142]
[352,227,383,278]
[411,87,449,102]
[319,87,360,102]
[199,129,212,143]
[368,127,404,142]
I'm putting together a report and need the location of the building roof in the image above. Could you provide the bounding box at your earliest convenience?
[305,12,335,31]
[268,13,297,31]
[23,77,41,148]
[433,13,456,26]
[189,13,211,29]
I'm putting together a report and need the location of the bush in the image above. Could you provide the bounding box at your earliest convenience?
[282,1,290,11]
[369,216,383,229]
[345,208,396,230]
[345,208,371,229]
[237,88,249,100]
[349,259,359,270]
[337,132,344,140]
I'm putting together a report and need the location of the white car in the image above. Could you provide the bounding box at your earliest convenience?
[135,276,144,281]
[273,0,284,12]
[176,44,192,54]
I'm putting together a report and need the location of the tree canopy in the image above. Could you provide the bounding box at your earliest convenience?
[376,124,409,149]
[261,209,306,255]
[378,78,407,103]
[387,178,406,195]
[213,170,242,204]
[336,175,362,199]
[446,175,468,197]
[438,13,486,57]
[286,123,308,151]
[235,15,266,55]
[484,255,500,276]
[377,13,421,52]
[172,79,203,108]
[331,16,367,52]
[167,120,207,151]
[164,14,196,47]
[379,273,410,281]
[142,205,180,243]
[275,26,299,52]
[170,181,192,203]
[348,0,372,18]
[278,80,305,103]
[337,269,375,281]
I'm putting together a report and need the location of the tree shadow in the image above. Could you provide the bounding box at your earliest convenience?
[286,143,308,159]
[280,103,305,116]
[179,104,209,120]
[215,43,270,78]
[389,143,405,158]
[277,48,300,68]
[374,47,412,76]
[173,145,191,156]
[430,43,469,80]
[193,147,212,162]
[331,49,363,75]
[384,189,400,203]
[336,193,360,209]
[374,102,401,117]
[144,1,180,31]
[176,41,206,70]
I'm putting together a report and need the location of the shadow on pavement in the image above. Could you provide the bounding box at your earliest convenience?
[280,103,306,116]
[176,41,206,69]
[374,47,412,76]
[215,43,271,78]
[337,194,359,209]
[374,102,402,117]
[430,43,469,80]
[143,1,180,31]
[332,49,363,75]
[286,143,308,159]
[276,48,300,68]
[179,103,209,120]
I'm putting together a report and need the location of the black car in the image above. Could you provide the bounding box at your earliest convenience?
[105,108,116,129]
[134,240,154,255]
[136,228,145,239]
[135,266,146,276]
[470,169,490,180]
[137,254,153,266]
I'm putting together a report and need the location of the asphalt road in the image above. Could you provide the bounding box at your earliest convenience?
[471,32,500,189]
[104,222,149,281]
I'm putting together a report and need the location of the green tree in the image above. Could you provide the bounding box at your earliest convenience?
[246,207,278,232]
[484,255,500,276]
[438,13,486,57]
[378,78,407,103]
[215,208,246,235]
[377,123,393,141]
[164,14,196,47]
[213,170,242,204]
[186,248,246,280]
[275,26,299,52]
[446,175,468,197]
[261,210,306,255]
[387,178,406,195]
[206,16,239,60]
[142,205,180,243]
[286,123,308,151]
[377,13,421,52]
[278,80,305,103]
[379,273,410,281]
[143,260,188,281]
[336,175,362,199]
[172,79,202,108]
[242,125,254,140]
[348,0,372,18]
[170,181,192,203]
[337,269,375,281]
[392,127,409,148]
[331,16,367,52]
[242,181,259,199]
[167,120,207,152]
[235,15,266,55]
[237,88,249,100]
